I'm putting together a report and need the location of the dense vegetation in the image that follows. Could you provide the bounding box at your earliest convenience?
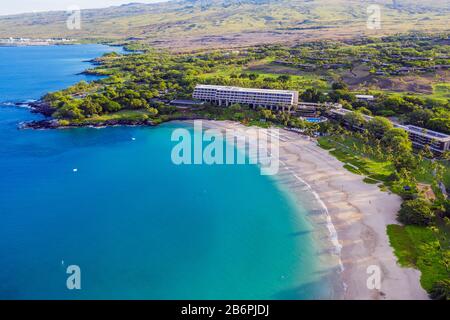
[318,121,450,299]
[43,35,449,133]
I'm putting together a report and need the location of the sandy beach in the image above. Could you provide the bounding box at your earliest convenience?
[200,120,429,300]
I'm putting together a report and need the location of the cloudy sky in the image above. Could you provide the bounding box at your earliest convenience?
[0,0,167,16]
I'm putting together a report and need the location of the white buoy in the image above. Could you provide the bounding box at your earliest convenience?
[73,168,78,173]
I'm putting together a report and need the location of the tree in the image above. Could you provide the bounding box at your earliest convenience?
[344,111,366,128]
[304,122,320,136]
[129,98,149,110]
[441,151,450,161]
[300,88,326,103]
[278,75,291,82]
[393,152,417,171]
[145,107,159,117]
[382,96,415,114]
[358,107,372,115]
[429,280,450,300]
[397,198,434,226]
[442,199,450,219]
[405,109,433,127]
[102,99,122,113]
[52,103,84,120]
[329,90,356,103]
[80,96,105,116]
[230,104,242,111]
[277,112,291,126]
[382,128,413,155]
[332,81,348,90]
[367,116,394,137]
[260,109,275,121]
[289,117,307,129]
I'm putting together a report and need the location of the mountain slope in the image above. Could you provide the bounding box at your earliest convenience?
[0,0,448,50]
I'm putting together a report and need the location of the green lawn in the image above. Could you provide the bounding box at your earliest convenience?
[431,83,450,100]
[387,224,449,292]
[318,135,450,188]
[196,59,329,90]
[66,110,155,125]
[318,136,395,183]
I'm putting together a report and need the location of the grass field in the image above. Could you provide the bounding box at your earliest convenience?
[196,63,329,91]
[387,224,449,291]
[432,83,450,100]
[317,136,395,183]
[65,109,155,124]
[317,135,450,197]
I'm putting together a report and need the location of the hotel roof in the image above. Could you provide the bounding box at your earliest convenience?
[355,94,375,100]
[331,109,450,141]
[395,124,450,142]
[195,84,297,95]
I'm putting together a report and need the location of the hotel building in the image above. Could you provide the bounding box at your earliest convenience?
[329,108,450,155]
[394,124,450,155]
[193,85,299,111]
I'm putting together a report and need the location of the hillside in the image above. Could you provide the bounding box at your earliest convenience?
[0,0,449,50]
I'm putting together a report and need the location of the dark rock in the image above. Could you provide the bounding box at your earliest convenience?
[26,100,55,117]
[20,118,157,130]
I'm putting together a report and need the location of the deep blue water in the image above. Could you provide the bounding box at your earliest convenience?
[0,45,324,299]
[0,44,123,103]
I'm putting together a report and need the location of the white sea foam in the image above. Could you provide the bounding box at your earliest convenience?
[291,173,344,269]
[279,159,347,293]
[1,102,33,109]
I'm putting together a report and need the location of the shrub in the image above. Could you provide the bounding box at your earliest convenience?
[398,198,434,226]
[58,120,70,126]
[429,279,450,300]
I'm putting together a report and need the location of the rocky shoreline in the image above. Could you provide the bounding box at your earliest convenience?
[20,100,55,117]
[11,100,211,130]
[19,118,157,130]
[8,100,156,129]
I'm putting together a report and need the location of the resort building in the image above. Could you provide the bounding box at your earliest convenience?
[394,124,450,155]
[193,85,299,111]
[328,108,450,155]
[294,101,342,117]
[355,94,375,102]
[169,99,205,109]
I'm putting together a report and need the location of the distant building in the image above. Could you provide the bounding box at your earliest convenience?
[328,108,450,155]
[169,99,205,108]
[193,85,299,111]
[355,95,375,102]
[394,125,450,155]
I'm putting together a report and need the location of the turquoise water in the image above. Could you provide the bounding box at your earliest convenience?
[0,45,325,299]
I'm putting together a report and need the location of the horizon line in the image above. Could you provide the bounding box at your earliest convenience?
[0,0,169,17]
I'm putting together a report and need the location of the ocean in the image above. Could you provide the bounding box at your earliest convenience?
[0,44,330,299]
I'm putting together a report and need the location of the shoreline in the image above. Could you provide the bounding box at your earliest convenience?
[199,120,429,300]
[1,103,431,299]
[0,98,432,299]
